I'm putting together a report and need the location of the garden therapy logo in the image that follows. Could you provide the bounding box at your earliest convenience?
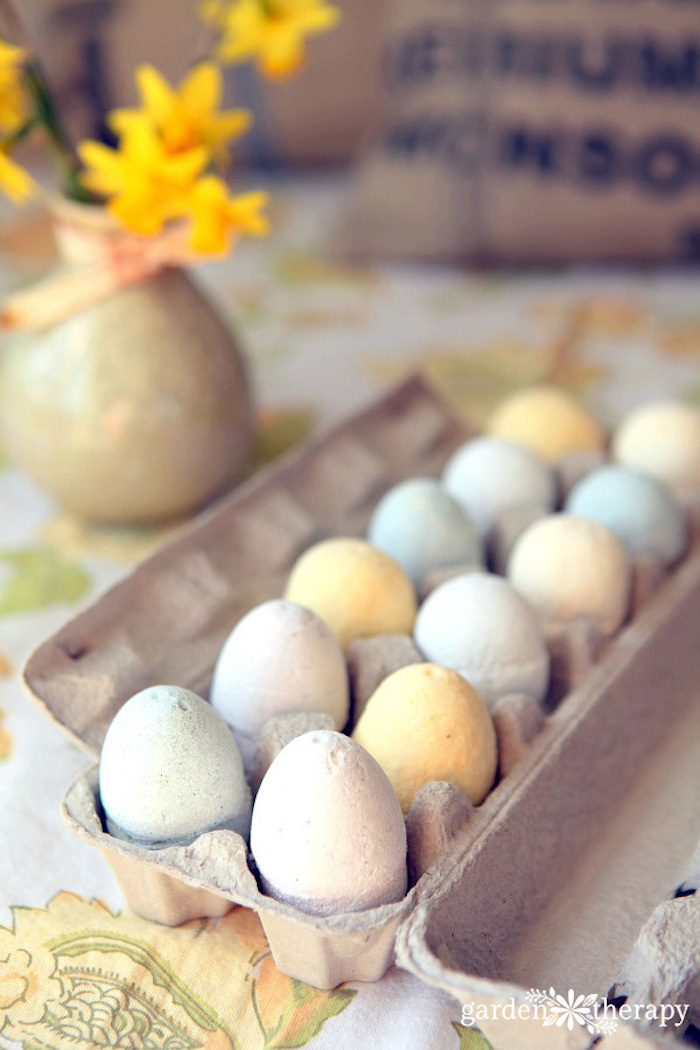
[525,989,617,1036]
[462,987,691,1035]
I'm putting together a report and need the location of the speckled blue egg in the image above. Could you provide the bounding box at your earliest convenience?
[367,477,482,585]
[99,685,252,849]
[565,465,686,564]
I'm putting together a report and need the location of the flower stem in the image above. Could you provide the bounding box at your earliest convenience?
[0,0,94,201]
[22,59,91,200]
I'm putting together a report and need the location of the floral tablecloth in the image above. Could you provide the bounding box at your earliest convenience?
[0,175,698,1050]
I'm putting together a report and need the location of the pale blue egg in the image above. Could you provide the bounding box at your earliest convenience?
[565,465,686,564]
[367,477,482,585]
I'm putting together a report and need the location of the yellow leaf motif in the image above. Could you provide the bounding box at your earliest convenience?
[660,322,700,356]
[0,545,90,617]
[0,706,12,761]
[0,892,355,1049]
[250,949,355,1047]
[201,0,341,78]
[111,61,252,162]
[0,947,62,1023]
[250,404,316,470]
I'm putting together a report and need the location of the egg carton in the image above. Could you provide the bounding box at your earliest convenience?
[24,376,700,1046]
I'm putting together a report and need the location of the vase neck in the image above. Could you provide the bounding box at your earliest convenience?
[52,211,138,267]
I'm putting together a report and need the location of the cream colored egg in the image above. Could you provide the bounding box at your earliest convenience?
[612,400,700,505]
[353,663,497,813]
[210,600,349,774]
[251,731,407,915]
[284,538,417,650]
[488,386,605,462]
[99,685,251,848]
[507,513,631,637]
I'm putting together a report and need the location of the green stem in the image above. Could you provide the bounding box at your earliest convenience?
[0,0,96,201]
[1,114,39,151]
[22,60,86,194]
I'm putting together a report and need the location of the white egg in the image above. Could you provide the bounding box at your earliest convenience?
[99,685,251,848]
[210,600,349,774]
[442,436,556,538]
[251,731,408,915]
[414,572,550,707]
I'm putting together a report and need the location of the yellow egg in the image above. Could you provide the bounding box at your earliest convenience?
[285,538,417,650]
[488,386,605,462]
[352,663,497,813]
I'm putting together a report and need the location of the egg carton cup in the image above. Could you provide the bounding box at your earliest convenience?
[59,691,548,988]
[62,764,416,988]
[24,376,700,1042]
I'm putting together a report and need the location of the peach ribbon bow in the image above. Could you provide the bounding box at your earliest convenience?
[0,220,197,332]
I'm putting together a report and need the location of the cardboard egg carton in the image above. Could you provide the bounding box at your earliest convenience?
[25,376,700,1045]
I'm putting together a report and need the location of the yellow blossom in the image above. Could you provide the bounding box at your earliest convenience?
[0,149,34,203]
[0,40,27,137]
[111,61,251,161]
[187,174,268,254]
[78,122,207,235]
[200,0,341,78]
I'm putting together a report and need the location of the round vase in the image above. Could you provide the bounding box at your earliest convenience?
[1,200,254,523]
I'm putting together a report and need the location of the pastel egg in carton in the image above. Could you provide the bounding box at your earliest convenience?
[25,377,700,1043]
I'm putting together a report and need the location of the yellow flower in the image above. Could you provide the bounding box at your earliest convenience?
[0,40,27,137]
[187,174,269,254]
[78,122,207,235]
[201,0,341,78]
[0,149,34,203]
[111,61,251,161]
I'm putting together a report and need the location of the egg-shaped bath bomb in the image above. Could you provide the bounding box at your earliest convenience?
[507,514,631,636]
[565,465,686,565]
[353,663,497,813]
[284,538,417,650]
[488,386,605,462]
[612,401,700,504]
[99,685,251,848]
[210,600,349,773]
[442,437,556,538]
[367,477,481,585]
[414,573,549,707]
[251,731,407,915]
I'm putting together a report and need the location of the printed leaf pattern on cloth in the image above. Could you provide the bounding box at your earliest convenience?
[0,706,12,760]
[249,406,316,472]
[0,893,355,1049]
[451,1022,495,1049]
[0,546,91,617]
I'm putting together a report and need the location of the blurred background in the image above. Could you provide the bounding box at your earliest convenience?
[17,0,700,263]
[20,0,384,167]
